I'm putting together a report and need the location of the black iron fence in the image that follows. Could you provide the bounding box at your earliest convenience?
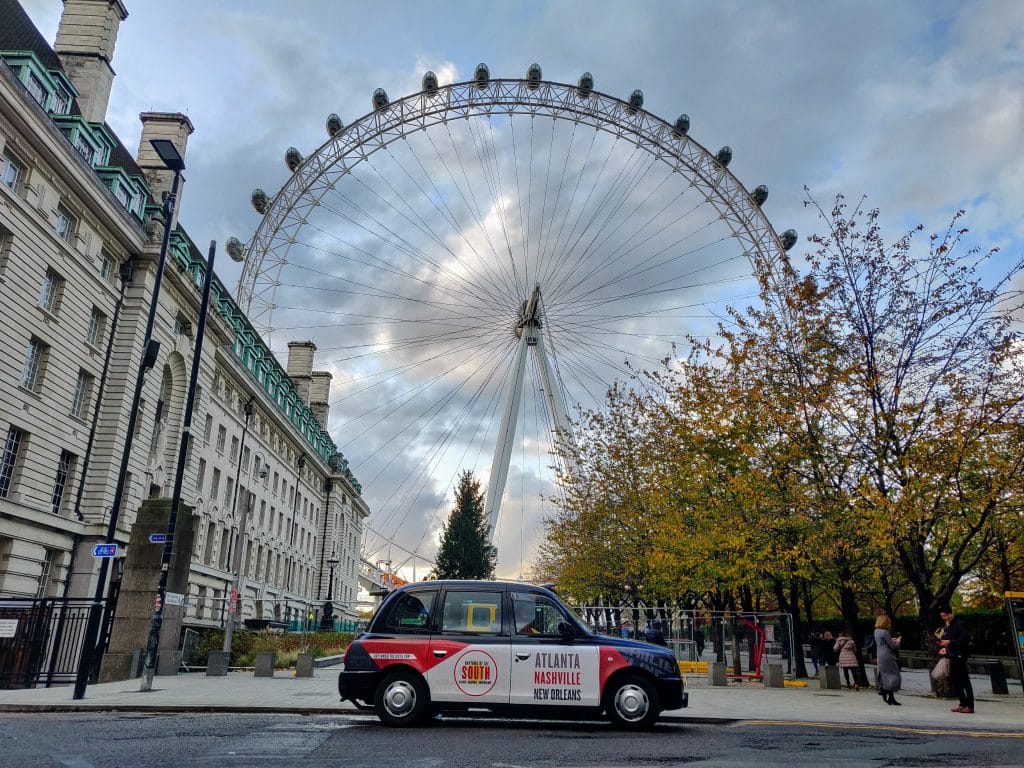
[0,597,110,689]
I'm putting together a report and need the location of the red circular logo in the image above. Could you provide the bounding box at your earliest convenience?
[453,649,498,696]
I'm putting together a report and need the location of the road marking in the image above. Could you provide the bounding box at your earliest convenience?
[741,720,1024,739]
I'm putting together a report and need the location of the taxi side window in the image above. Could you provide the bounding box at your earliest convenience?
[512,593,565,636]
[380,589,437,634]
[440,590,503,634]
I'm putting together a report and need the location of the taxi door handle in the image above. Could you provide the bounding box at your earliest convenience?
[515,652,531,661]
[433,650,447,658]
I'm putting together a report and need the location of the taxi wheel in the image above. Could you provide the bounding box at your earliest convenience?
[374,670,429,726]
[603,674,659,729]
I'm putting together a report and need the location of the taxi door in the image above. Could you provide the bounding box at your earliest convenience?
[508,591,600,707]
[426,587,511,706]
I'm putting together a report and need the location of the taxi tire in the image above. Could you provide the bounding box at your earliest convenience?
[603,674,660,730]
[374,669,429,726]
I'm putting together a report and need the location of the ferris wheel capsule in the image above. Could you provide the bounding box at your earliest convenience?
[781,229,798,251]
[716,146,732,167]
[474,63,490,88]
[673,114,690,138]
[250,188,269,214]
[527,63,542,89]
[285,147,303,172]
[626,89,644,114]
[373,88,390,111]
[577,72,594,97]
[752,185,769,206]
[326,113,344,137]
[422,70,439,95]
[225,237,245,262]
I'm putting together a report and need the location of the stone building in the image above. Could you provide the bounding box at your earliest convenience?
[0,0,367,646]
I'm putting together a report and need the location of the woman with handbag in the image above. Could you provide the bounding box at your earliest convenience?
[833,629,860,689]
[874,614,902,705]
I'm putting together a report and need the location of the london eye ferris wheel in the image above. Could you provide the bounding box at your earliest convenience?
[233,64,796,576]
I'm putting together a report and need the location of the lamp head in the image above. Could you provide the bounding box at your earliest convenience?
[149,139,185,172]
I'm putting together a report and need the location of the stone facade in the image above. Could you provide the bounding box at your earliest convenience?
[0,0,367,642]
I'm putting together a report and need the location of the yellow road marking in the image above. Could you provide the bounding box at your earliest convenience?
[740,720,1024,739]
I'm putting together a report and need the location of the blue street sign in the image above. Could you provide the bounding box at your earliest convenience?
[149,533,167,544]
[92,543,117,558]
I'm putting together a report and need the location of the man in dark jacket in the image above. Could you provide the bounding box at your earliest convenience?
[645,619,668,646]
[938,605,974,713]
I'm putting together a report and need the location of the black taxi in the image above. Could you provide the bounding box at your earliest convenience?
[338,580,687,728]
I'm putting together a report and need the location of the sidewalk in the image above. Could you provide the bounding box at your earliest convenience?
[2,666,1020,733]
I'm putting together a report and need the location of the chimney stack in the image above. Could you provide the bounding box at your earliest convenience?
[310,371,333,429]
[54,0,129,124]
[287,341,317,405]
[136,112,194,229]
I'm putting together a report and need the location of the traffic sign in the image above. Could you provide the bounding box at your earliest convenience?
[149,533,167,544]
[92,543,117,558]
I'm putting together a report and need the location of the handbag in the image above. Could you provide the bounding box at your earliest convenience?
[930,656,950,681]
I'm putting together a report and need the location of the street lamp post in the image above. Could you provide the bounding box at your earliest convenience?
[222,457,269,657]
[73,139,185,700]
[140,239,218,692]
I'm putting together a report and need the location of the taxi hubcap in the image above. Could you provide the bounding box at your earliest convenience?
[614,684,649,721]
[384,680,417,717]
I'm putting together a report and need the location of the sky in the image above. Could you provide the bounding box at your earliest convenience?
[20,0,1024,580]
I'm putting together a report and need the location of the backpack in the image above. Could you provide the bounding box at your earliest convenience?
[862,633,876,657]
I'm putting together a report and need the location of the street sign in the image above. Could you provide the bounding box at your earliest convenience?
[92,543,117,558]
[148,533,167,544]
[165,592,184,606]
[0,619,18,638]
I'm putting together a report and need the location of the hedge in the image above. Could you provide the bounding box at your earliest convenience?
[188,629,354,667]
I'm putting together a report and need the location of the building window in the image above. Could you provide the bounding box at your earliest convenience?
[241,447,251,473]
[71,370,94,419]
[99,250,115,282]
[197,458,207,492]
[0,427,25,498]
[216,425,226,453]
[36,549,54,598]
[72,132,95,165]
[225,477,234,507]
[51,86,70,115]
[113,181,133,210]
[55,204,76,242]
[39,268,64,313]
[2,151,24,191]
[51,450,76,515]
[87,307,106,346]
[20,337,49,392]
[24,71,47,106]
[210,468,221,500]
[0,224,12,277]
[203,414,213,442]
[229,436,239,463]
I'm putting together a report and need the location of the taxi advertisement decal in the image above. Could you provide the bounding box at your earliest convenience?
[532,651,583,702]
[453,649,498,696]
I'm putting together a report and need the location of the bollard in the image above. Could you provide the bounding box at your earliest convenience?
[254,651,276,677]
[206,650,229,676]
[295,652,315,678]
[820,665,841,690]
[987,660,1009,695]
[709,661,728,686]
[765,662,785,688]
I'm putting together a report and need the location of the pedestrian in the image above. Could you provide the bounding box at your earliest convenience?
[821,629,836,666]
[694,624,706,657]
[833,629,860,689]
[808,628,822,676]
[874,614,902,705]
[644,619,668,646]
[938,604,974,714]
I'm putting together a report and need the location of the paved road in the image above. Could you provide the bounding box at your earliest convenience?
[1,713,1022,768]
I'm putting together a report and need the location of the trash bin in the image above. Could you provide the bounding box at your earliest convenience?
[987,660,1009,695]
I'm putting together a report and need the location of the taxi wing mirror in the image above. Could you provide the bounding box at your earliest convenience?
[557,620,575,639]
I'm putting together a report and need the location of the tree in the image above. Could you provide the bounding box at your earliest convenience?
[433,470,496,580]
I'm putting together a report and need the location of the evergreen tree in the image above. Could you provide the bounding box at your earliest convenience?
[433,470,496,579]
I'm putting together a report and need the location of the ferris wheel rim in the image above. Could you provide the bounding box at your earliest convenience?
[235,76,787,328]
